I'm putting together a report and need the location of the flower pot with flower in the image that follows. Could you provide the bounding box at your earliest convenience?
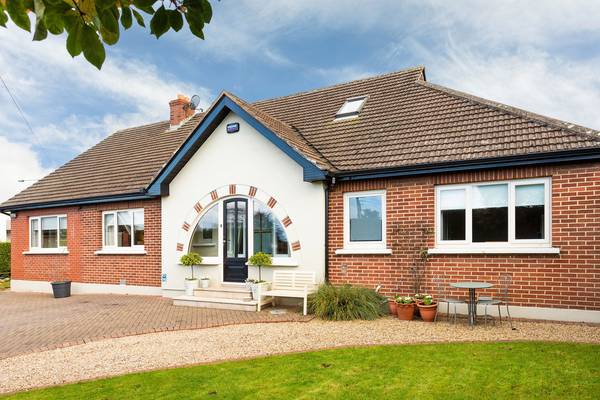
[388,296,399,315]
[180,252,203,296]
[395,296,415,320]
[417,295,438,322]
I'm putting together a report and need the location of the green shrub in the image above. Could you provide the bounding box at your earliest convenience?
[0,242,9,277]
[308,284,386,321]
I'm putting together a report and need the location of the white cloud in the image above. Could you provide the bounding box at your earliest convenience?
[0,24,213,155]
[0,136,51,204]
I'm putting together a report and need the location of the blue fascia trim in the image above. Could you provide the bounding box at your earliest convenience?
[147,96,326,196]
[0,193,157,213]
[335,149,600,181]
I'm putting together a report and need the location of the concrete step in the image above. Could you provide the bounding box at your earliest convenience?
[194,285,252,300]
[173,295,272,312]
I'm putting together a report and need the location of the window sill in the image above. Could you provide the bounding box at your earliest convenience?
[95,249,147,255]
[428,247,560,255]
[23,249,69,255]
[335,248,393,255]
[245,259,299,267]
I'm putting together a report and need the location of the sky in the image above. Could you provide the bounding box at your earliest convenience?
[0,0,599,210]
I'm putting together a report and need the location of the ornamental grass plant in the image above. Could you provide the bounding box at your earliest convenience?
[308,284,386,320]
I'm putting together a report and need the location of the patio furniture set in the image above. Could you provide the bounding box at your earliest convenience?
[391,274,514,328]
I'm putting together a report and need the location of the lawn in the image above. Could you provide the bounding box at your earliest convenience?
[3,342,599,399]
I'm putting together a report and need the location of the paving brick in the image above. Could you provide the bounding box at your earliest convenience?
[0,292,310,359]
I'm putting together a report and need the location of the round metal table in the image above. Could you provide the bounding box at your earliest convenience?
[450,281,494,326]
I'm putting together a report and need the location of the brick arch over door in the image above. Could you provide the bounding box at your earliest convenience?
[175,184,301,255]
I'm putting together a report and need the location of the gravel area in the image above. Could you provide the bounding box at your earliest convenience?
[1,318,599,394]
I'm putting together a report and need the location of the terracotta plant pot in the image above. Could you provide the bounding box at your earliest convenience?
[417,302,438,322]
[388,299,398,315]
[396,303,415,321]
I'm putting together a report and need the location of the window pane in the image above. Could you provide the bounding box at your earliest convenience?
[253,201,273,255]
[190,205,218,257]
[226,202,235,258]
[59,217,67,247]
[253,200,290,256]
[117,211,132,247]
[516,184,545,239]
[472,184,508,242]
[349,195,382,242]
[133,210,144,246]
[440,189,466,240]
[274,222,289,256]
[104,213,115,246]
[30,219,39,248]
[41,217,58,248]
[236,201,246,258]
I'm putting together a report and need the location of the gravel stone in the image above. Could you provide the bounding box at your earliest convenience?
[1,318,598,394]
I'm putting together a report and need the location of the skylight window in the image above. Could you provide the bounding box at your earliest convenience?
[335,96,367,120]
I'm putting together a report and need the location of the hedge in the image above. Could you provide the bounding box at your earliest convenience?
[0,241,10,277]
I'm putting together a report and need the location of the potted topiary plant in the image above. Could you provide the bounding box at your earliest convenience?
[416,294,438,322]
[247,252,272,300]
[200,277,210,288]
[395,296,415,320]
[180,252,202,296]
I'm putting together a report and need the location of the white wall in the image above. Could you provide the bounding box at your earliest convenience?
[161,111,326,292]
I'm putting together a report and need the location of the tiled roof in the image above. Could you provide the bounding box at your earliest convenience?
[254,67,600,171]
[1,115,203,208]
[2,66,599,210]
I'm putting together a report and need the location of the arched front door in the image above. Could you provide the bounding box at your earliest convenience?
[223,198,248,282]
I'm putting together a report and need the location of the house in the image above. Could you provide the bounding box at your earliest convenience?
[1,66,599,322]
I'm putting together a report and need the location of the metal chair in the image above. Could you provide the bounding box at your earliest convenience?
[478,274,514,329]
[433,276,465,324]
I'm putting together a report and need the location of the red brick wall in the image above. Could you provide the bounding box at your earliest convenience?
[328,163,600,311]
[11,199,161,287]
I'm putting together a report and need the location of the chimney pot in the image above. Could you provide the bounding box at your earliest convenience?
[169,94,194,126]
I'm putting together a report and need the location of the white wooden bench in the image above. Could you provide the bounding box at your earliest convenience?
[257,271,317,315]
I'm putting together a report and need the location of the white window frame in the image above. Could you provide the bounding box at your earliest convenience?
[337,190,391,254]
[432,177,558,254]
[26,215,68,254]
[99,208,145,254]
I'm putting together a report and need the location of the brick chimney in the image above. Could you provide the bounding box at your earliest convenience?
[169,94,194,126]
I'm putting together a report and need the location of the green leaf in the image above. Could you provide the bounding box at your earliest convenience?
[131,8,145,27]
[99,8,119,45]
[0,10,8,28]
[33,0,46,19]
[167,9,183,32]
[149,5,168,38]
[63,9,80,32]
[33,16,48,40]
[43,8,65,34]
[66,19,84,57]
[95,0,114,12]
[81,24,105,69]
[201,0,212,23]
[7,0,31,32]
[120,6,132,29]
[185,11,204,40]
[133,0,155,9]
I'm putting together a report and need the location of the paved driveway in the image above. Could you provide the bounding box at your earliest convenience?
[0,291,310,359]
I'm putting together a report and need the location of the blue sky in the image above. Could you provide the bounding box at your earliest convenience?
[0,0,600,205]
